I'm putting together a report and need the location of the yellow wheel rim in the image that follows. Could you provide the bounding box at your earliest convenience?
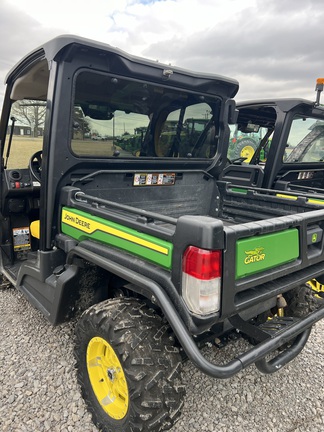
[240,145,255,162]
[307,279,324,298]
[87,337,129,420]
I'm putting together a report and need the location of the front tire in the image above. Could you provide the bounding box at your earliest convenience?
[74,297,185,432]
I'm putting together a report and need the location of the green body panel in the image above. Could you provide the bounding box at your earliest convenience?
[61,207,173,269]
[235,228,299,279]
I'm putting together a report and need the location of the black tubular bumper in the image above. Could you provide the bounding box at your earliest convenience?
[68,245,324,379]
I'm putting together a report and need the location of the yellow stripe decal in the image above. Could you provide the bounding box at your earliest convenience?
[62,208,169,255]
[276,194,298,201]
[276,193,324,206]
[308,198,324,205]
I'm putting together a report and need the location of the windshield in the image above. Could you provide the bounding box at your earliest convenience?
[284,116,324,163]
[71,70,222,159]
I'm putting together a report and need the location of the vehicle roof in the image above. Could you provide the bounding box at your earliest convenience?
[5,34,239,99]
[236,98,322,112]
[233,98,324,129]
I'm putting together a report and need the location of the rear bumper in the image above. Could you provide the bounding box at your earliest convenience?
[68,243,324,379]
[162,292,324,379]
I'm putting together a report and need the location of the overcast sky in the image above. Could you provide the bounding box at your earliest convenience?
[1,0,324,109]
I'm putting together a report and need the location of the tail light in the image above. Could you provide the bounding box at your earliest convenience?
[182,246,222,315]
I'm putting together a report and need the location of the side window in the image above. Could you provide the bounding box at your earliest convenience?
[155,103,216,157]
[4,100,44,169]
[285,117,324,163]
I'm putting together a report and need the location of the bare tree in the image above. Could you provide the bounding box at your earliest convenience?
[73,106,91,139]
[11,100,46,137]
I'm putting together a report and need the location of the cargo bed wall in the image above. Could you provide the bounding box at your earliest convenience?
[274,167,324,192]
[71,170,219,219]
[216,181,324,223]
[68,172,324,228]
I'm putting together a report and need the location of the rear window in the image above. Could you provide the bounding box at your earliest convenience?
[70,70,222,159]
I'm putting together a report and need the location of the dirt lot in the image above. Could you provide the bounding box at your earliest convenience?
[1,285,324,432]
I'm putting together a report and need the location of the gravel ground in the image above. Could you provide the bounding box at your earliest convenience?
[1,285,324,432]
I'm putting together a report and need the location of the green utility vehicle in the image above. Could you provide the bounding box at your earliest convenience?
[222,79,324,297]
[1,36,324,432]
[223,79,324,190]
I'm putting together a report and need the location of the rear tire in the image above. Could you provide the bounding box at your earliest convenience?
[231,138,257,162]
[285,284,323,317]
[74,297,185,432]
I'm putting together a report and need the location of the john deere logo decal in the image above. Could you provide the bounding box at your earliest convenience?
[244,247,265,264]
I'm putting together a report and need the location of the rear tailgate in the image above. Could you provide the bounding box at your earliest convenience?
[221,208,324,318]
[235,228,299,279]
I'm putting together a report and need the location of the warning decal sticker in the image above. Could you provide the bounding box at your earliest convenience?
[133,173,175,186]
[13,227,30,250]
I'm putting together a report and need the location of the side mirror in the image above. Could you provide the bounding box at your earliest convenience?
[226,99,238,124]
[241,122,260,133]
